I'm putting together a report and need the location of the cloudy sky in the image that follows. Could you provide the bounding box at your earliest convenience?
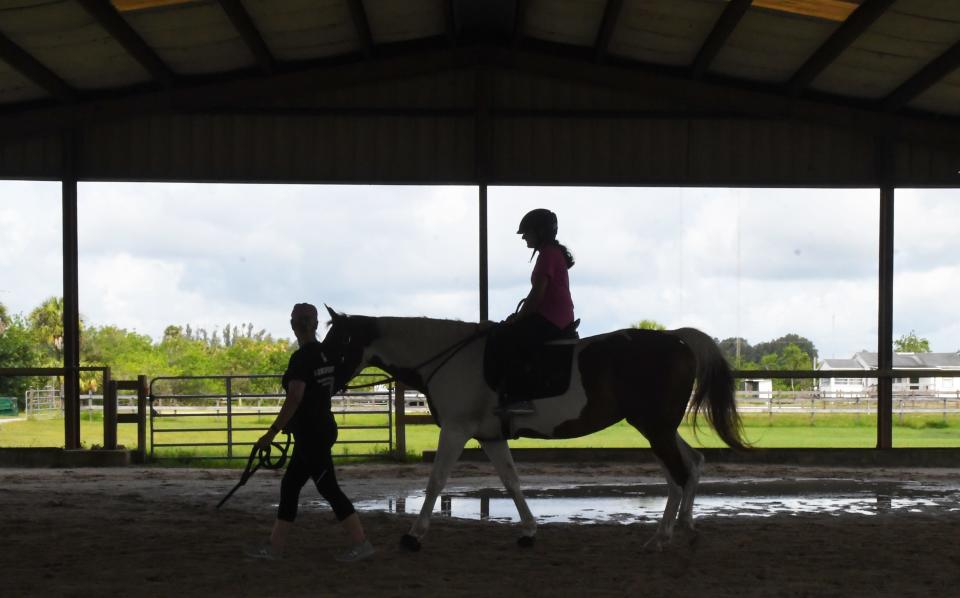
[1,181,958,360]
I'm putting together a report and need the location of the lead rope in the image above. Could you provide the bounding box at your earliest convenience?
[216,432,291,509]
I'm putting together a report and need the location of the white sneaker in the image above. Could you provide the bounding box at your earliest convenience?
[244,544,283,561]
[335,539,375,563]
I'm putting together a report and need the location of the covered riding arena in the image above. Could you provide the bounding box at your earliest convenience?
[2,1,960,596]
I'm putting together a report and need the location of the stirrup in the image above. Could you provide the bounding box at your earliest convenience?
[494,400,536,416]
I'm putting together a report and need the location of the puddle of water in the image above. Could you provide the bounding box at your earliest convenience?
[343,494,950,524]
[303,481,960,524]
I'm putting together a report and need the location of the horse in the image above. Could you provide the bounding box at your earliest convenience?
[322,306,748,551]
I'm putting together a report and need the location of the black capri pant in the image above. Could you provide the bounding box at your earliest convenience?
[277,431,355,523]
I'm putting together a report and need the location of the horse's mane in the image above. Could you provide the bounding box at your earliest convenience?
[379,315,478,333]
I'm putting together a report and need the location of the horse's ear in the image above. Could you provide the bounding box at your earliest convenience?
[325,304,339,319]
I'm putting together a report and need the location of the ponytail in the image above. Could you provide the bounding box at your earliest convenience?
[530,240,575,269]
[556,241,575,269]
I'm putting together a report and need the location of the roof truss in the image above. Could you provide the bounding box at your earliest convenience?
[593,0,624,63]
[1,44,958,152]
[787,0,896,95]
[76,0,175,88]
[215,0,276,75]
[347,0,375,58]
[691,0,752,80]
[883,39,960,112]
[0,31,77,102]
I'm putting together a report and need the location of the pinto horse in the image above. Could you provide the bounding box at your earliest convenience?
[323,307,748,550]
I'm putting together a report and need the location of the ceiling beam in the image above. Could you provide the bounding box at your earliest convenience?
[691,0,752,80]
[1,44,959,154]
[883,39,960,112]
[443,0,457,47]
[216,0,276,75]
[75,0,175,88]
[347,0,375,58]
[0,46,473,136]
[490,47,960,152]
[0,32,77,102]
[513,0,528,48]
[593,0,624,63]
[787,0,896,96]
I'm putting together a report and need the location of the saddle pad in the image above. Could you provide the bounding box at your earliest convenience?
[484,335,576,400]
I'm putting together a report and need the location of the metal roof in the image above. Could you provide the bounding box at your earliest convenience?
[1,0,958,185]
[2,0,957,112]
[821,351,960,369]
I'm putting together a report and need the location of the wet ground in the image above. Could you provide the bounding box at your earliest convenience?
[337,478,960,523]
[4,464,960,596]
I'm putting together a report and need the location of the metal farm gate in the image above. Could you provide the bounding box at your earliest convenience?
[148,375,393,461]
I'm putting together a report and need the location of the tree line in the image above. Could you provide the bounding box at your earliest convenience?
[632,320,820,391]
[0,297,295,400]
[0,297,938,399]
[633,320,935,392]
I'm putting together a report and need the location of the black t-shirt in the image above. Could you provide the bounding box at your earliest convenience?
[281,341,338,439]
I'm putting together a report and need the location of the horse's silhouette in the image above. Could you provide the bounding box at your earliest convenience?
[323,307,748,550]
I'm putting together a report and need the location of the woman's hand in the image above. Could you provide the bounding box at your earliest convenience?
[255,429,276,451]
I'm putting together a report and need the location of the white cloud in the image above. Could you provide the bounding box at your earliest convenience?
[2,182,958,361]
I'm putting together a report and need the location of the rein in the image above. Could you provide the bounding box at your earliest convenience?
[343,324,493,391]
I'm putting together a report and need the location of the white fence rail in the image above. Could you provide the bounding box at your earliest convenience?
[736,390,960,421]
[22,388,960,419]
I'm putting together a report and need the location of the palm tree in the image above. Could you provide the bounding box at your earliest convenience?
[27,297,83,362]
[29,297,64,361]
[0,301,9,334]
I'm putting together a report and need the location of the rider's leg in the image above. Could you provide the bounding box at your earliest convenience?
[480,439,537,540]
[497,315,561,414]
[408,426,470,541]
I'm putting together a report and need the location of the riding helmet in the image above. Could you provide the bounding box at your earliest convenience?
[517,208,558,239]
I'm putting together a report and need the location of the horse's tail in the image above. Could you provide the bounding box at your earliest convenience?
[670,327,750,451]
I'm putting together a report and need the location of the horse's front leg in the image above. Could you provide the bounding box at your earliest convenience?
[480,439,537,546]
[402,426,469,552]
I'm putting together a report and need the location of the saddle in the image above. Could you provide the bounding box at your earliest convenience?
[483,319,580,400]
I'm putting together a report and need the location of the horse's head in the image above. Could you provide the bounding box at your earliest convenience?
[323,305,379,389]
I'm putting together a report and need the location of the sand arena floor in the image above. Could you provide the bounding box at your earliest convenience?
[3,462,959,597]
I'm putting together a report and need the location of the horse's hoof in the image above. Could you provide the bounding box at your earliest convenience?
[642,535,665,553]
[517,535,536,548]
[400,534,422,552]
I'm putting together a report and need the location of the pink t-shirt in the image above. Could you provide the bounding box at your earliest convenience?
[531,244,574,329]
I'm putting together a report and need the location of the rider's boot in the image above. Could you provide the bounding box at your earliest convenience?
[494,389,536,416]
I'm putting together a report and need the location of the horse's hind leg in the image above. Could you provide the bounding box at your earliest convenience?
[639,429,690,551]
[480,439,537,546]
[404,427,469,551]
[676,434,704,532]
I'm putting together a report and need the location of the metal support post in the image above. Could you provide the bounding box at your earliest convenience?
[225,376,233,458]
[877,141,895,449]
[479,184,488,321]
[137,375,147,462]
[104,376,117,450]
[394,382,406,459]
[475,67,490,322]
[62,129,81,450]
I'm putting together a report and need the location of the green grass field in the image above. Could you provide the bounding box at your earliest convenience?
[2,412,959,464]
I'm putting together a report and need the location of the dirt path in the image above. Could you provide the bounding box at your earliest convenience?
[3,463,959,597]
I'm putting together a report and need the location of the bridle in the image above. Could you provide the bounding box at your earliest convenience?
[342,323,493,391]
